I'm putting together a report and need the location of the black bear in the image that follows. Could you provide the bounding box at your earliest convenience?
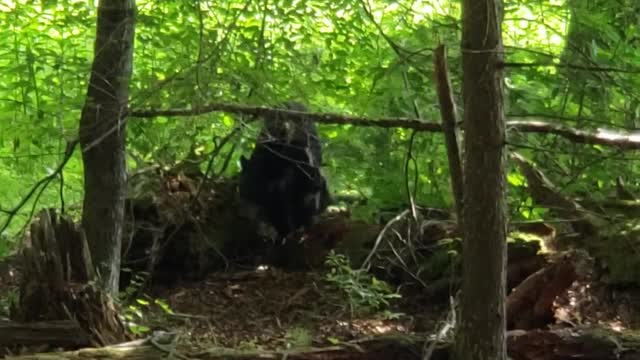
[239,101,331,237]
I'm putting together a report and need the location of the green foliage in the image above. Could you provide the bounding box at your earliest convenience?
[119,271,150,302]
[0,289,18,318]
[283,326,314,349]
[589,220,640,286]
[122,302,152,336]
[0,0,638,239]
[121,294,175,336]
[119,272,174,336]
[324,251,401,315]
[417,238,462,283]
[237,337,265,351]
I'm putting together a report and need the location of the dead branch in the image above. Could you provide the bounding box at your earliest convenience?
[130,102,441,132]
[511,152,603,236]
[507,118,640,149]
[130,103,640,150]
[0,141,78,235]
[434,44,464,221]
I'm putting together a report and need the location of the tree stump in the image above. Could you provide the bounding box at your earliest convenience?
[11,209,128,346]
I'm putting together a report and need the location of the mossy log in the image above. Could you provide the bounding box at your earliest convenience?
[0,320,90,347]
[6,328,640,360]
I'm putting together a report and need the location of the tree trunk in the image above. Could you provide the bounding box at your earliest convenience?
[78,0,136,296]
[454,0,508,359]
[434,44,464,222]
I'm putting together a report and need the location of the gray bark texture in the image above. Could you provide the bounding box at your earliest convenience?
[454,0,508,359]
[78,0,136,296]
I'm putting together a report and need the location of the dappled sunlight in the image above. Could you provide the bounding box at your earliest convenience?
[597,128,640,143]
[336,318,408,335]
[139,269,414,350]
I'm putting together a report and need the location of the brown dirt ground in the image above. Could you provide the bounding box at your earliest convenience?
[138,267,447,353]
[2,254,640,356]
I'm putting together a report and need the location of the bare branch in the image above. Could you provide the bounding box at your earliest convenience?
[0,140,78,234]
[502,61,640,74]
[131,103,640,150]
[507,119,640,149]
[130,103,442,131]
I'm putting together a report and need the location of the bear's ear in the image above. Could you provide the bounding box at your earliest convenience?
[240,156,249,169]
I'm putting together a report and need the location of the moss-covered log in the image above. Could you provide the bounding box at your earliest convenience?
[0,320,90,347]
[6,328,640,360]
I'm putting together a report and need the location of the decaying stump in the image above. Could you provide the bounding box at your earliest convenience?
[507,250,590,330]
[11,209,128,346]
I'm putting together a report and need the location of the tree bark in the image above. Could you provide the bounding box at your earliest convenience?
[434,44,464,222]
[78,0,136,295]
[454,0,508,359]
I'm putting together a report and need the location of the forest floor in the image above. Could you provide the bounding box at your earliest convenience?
[2,253,640,357]
[137,268,640,354]
[140,267,446,353]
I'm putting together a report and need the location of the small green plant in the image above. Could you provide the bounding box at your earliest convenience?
[284,326,314,348]
[120,296,175,336]
[122,301,152,336]
[0,289,18,317]
[324,251,401,316]
[237,337,264,351]
[119,270,150,302]
[118,271,175,336]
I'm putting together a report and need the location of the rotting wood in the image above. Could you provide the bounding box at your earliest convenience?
[0,320,90,347]
[6,328,640,360]
[13,209,128,346]
[506,252,581,330]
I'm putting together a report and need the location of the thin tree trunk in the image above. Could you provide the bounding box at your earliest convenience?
[79,0,136,296]
[454,0,508,359]
[434,44,464,222]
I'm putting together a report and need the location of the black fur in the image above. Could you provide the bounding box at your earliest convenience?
[239,102,331,236]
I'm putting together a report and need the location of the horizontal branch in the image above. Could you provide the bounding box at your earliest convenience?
[507,118,640,150]
[130,103,442,132]
[129,103,640,149]
[502,61,640,74]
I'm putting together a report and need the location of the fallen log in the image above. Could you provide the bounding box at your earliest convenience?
[0,320,90,347]
[4,332,443,360]
[7,326,640,360]
[507,327,640,360]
